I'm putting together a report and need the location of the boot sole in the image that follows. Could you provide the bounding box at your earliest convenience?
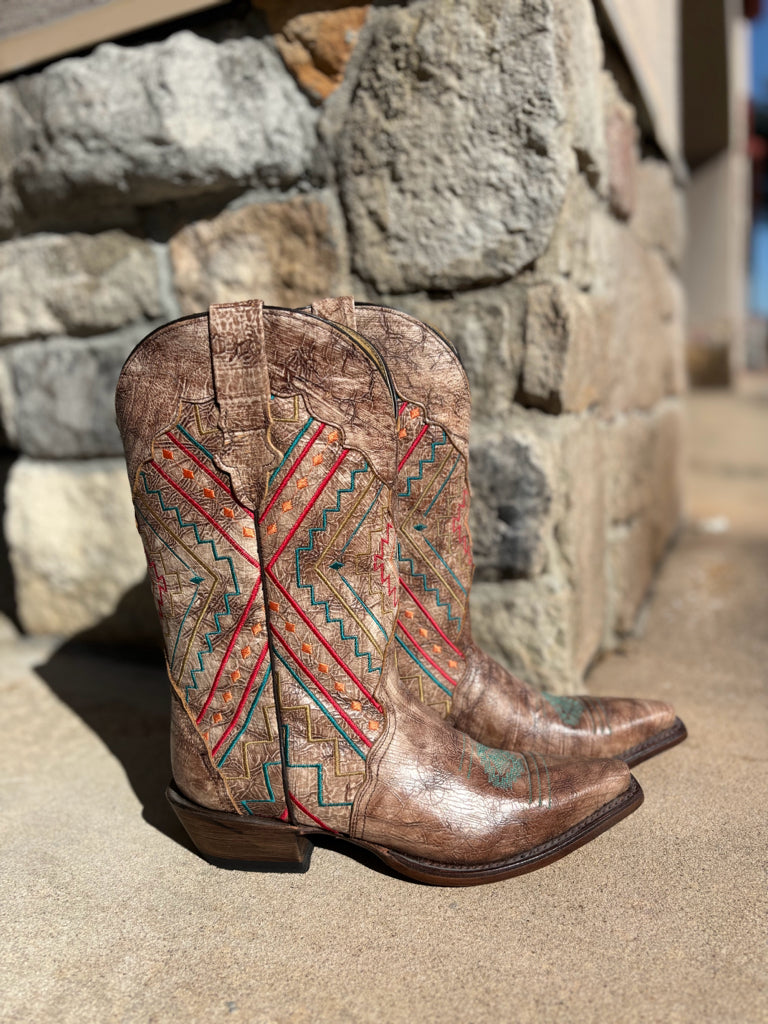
[619,717,687,768]
[167,775,643,887]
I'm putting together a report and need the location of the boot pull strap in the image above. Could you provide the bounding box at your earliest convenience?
[311,296,357,331]
[209,300,275,509]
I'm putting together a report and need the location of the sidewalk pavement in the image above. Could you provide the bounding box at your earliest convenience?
[1,381,766,1024]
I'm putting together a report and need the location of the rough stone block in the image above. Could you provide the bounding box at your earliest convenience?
[554,0,607,193]
[632,158,686,269]
[469,416,557,581]
[4,458,148,637]
[470,576,579,693]
[0,327,151,458]
[602,401,683,636]
[333,0,570,292]
[254,1,370,103]
[602,72,638,220]
[4,31,316,230]
[520,280,611,413]
[390,285,526,423]
[531,173,608,291]
[0,232,168,343]
[170,192,348,313]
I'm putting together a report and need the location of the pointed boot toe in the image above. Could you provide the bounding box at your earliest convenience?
[597,698,687,767]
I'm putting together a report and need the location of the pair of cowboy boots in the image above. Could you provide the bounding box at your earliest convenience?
[115,298,685,886]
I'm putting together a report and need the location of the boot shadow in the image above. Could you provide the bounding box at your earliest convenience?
[33,579,193,850]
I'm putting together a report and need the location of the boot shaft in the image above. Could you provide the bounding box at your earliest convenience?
[116,302,399,829]
[311,299,476,718]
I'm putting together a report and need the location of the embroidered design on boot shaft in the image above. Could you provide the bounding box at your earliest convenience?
[132,399,283,815]
[262,394,398,832]
[393,401,473,715]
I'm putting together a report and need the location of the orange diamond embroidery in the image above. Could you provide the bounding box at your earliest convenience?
[409,408,420,419]
[301,642,312,654]
[241,646,251,659]
[285,622,296,633]
[448,659,458,669]
[296,477,308,490]
[222,507,235,519]
[327,430,339,443]
[242,526,255,538]
[223,691,233,702]
[432,644,442,653]
[268,601,279,612]
[251,623,262,635]
[368,721,380,732]
[267,523,278,535]
[398,428,407,439]
[418,628,428,638]
[318,663,329,673]
[162,448,174,459]
[404,610,414,619]
[203,487,215,499]
[334,682,345,693]
[230,670,241,683]
[350,700,362,711]
[282,500,293,513]
[312,454,323,466]
[182,468,194,479]
[212,713,223,724]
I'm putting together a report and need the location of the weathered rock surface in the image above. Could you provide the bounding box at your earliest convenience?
[3,30,317,230]
[254,1,370,103]
[335,0,571,292]
[520,279,610,413]
[0,231,168,342]
[4,458,148,637]
[0,327,152,458]
[470,577,578,692]
[170,192,347,313]
[469,416,556,580]
[391,285,526,422]
[631,158,686,268]
[602,72,638,220]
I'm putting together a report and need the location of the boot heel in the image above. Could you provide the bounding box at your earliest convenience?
[167,782,313,872]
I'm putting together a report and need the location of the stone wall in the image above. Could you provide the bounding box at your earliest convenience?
[0,0,686,691]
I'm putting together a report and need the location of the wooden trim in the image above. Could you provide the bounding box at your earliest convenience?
[0,0,227,78]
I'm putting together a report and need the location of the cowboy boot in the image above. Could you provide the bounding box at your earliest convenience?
[116,299,642,885]
[309,297,686,767]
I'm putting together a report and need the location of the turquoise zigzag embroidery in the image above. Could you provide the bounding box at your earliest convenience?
[398,431,448,497]
[282,725,353,807]
[397,542,462,626]
[294,463,383,673]
[139,472,241,699]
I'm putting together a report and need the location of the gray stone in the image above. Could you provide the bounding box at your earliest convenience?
[390,285,526,422]
[470,577,579,692]
[602,71,638,220]
[554,0,607,193]
[520,280,611,413]
[334,0,571,292]
[469,416,556,581]
[631,158,686,268]
[170,191,348,313]
[0,231,168,342]
[4,30,317,228]
[0,326,154,458]
[4,457,148,636]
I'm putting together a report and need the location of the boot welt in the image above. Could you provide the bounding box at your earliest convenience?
[618,717,687,768]
[167,776,643,887]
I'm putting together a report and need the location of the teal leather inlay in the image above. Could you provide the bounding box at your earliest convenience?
[541,692,585,727]
[473,743,526,791]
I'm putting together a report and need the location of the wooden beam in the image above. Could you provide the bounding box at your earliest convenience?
[0,0,227,78]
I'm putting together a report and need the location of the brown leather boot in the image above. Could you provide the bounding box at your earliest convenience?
[116,300,642,885]
[309,297,686,767]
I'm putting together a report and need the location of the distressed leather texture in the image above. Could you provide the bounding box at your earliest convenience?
[310,299,679,761]
[117,300,633,866]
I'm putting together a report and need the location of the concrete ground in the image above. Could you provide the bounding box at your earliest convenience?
[2,383,767,1024]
